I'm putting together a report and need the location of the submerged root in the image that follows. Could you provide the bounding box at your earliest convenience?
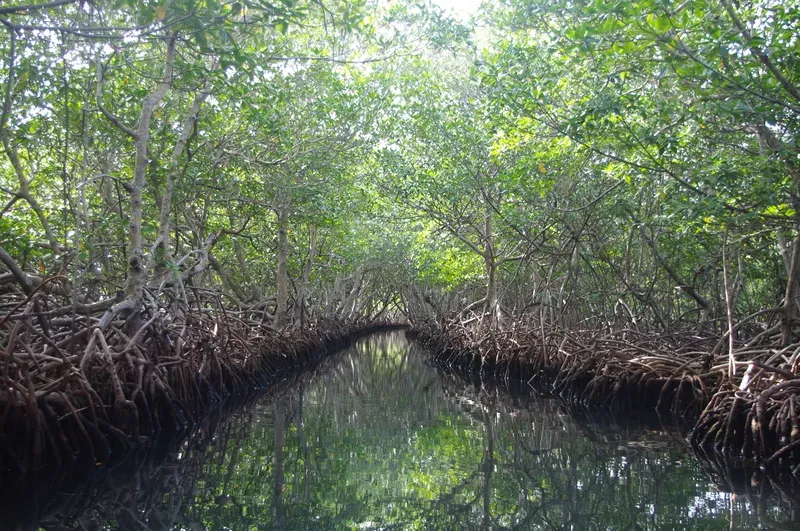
[411,318,800,474]
[0,286,405,467]
[690,380,800,473]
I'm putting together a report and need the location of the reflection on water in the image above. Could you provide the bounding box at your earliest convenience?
[1,333,798,530]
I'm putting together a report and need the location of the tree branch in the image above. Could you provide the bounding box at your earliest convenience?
[720,0,800,103]
[0,0,78,16]
[0,243,35,295]
[0,25,15,141]
[95,54,137,139]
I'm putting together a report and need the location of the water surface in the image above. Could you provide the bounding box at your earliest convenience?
[2,333,798,530]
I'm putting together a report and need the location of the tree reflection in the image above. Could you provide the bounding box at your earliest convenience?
[1,333,798,530]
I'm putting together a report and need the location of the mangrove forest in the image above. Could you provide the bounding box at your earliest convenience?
[1,0,800,528]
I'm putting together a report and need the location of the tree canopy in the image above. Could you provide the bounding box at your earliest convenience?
[0,0,798,336]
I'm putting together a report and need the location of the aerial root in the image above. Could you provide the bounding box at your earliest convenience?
[410,318,800,474]
[0,286,405,467]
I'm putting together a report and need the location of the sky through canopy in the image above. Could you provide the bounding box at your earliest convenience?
[433,0,482,21]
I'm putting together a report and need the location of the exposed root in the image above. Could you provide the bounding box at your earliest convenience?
[409,317,800,474]
[0,287,405,470]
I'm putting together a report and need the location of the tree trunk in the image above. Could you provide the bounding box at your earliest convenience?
[481,204,501,327]
[126,41,175,299]
[96,36,176,301]
[0,28,60,256]
[209,253,247,303]
[485,255,499,325]
[639,225,712,321]
[274,206,289,327]
[294,224,317,326]
[341,266,366,320]
[150,80,210,283]
[782,230,800,345]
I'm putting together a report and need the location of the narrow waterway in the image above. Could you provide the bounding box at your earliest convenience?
[1,333,797,530]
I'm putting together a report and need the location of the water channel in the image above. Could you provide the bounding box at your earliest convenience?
[1,333,798,530]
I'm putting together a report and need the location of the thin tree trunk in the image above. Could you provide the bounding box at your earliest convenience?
[640,225,712,320]
[126,37,176,299]
[0,28,60,254]
[295,224,317,326]
[209,253,247,303]
[96,36,176,300]
[0,244,51,335]
[485,255,499,325]
[150,79,210,281]
[342,266,366,320]
[782,231,800,345]
[2,147,61,254]
[723,239,737,380]
[482,207,500,327]
[274,206,289,327]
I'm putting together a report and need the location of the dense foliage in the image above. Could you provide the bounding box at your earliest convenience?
[1,0,798,336]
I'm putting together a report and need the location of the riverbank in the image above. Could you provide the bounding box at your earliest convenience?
[5,332,796,530]
[0,308,407,472]
[0,340,353,530]
[408,319,800,478]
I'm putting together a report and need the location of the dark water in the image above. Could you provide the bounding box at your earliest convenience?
[2,333,799,530]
